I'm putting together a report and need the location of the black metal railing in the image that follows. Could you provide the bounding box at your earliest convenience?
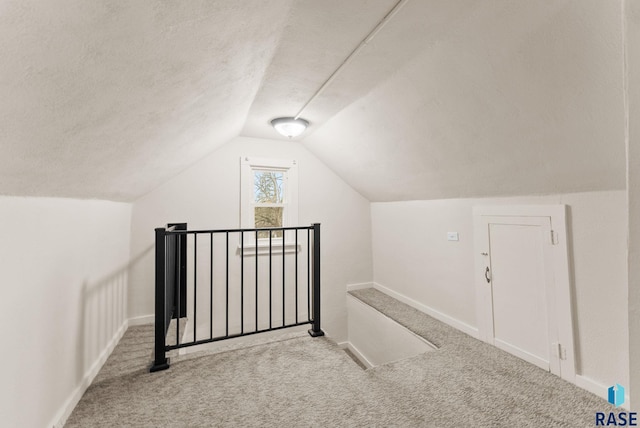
[150,223,323,372]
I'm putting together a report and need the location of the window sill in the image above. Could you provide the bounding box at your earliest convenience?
[238,241,301,256]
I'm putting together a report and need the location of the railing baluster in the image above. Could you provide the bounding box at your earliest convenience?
[240,231,244,335]
[269,230,272,329]
[295,229,298,324]
[282,229,285,327]
[255,230,258,332]
[226,231,229,338]
[307,228,310,322]
[176,234,181,346]
[210,232,213,341]
[194,233,197,343]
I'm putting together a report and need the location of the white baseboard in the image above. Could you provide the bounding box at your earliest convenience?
[575,374,630,410]
[319,327,337,342]
[575,374,607,398]
[345,342,373,369]
[372,282,479,339]
[346,282,374,292]
[51,319,129,428]
[128,314,154,326]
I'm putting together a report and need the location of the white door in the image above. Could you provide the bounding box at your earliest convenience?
[478,215,560,375]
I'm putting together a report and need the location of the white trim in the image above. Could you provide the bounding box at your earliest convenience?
[575,375,608,400]
[334,339,372,368]
[238,241,301,256]
[241,156,297,169]
[128,314,154,326]
[346,282,374,291]
[494,338,549,371]
[318,328,344,343]
[575,375,631,410]
[372,282,479,338]
[51,320,129,428]
[240,156,299,233]
[345,342,374,369]
[472,204,566,218]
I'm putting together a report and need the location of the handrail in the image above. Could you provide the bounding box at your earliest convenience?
[165,225,314,235]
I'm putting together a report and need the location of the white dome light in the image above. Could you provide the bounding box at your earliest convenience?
[271,117,309,138]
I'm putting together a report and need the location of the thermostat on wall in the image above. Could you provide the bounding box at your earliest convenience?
[447,232,459,241]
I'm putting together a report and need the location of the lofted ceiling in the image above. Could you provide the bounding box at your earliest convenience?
[0,0,627,202]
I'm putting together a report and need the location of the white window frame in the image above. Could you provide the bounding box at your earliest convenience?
[240,156,299,254]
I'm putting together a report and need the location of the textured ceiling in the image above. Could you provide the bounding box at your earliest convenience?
[0,0,293,201]
[300,0,627,201]
[0,0,628,202]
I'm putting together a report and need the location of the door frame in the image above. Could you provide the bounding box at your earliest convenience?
[472,205,576,382]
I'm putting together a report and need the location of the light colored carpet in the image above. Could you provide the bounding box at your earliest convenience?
[65,289,618,427]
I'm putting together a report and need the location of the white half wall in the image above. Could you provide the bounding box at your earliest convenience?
[371,190,628,395]
[346,294,435,368]
[0,196,132,428]
[129,136,373,342]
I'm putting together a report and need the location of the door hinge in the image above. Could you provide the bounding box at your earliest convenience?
[553,342,567,360]
[550,230,559,245]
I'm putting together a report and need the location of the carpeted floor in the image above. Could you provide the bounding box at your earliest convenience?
[65,289,618,427]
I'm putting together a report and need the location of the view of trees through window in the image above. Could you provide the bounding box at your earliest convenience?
[254,170,284,238]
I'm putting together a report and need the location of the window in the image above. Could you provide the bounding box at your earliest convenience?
[253,169,284,238]
[241,157,298,248]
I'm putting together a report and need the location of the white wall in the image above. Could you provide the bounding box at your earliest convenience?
[0,196,131,428]
[129,136,372,342]
[627,0,640,411]
[371,190,628,394]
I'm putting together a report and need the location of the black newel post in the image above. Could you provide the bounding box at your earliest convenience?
[150,227,170,372]
[308,223,325,337]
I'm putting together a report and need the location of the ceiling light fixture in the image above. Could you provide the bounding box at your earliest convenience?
[269,0,408,139]
[271,117,309,138]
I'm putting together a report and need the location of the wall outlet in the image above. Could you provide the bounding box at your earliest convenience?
[447,232,459,241]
